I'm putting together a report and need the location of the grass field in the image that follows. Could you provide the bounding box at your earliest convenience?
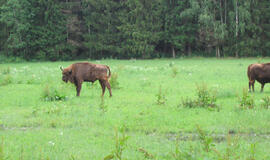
[0,58,270,159]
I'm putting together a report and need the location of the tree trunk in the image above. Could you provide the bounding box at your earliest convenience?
[220,0,223,23]
[216,46,220,58]
[188,44,192,57]
[235,0,239,58]
[225,0,227,24]
[172,46,175,58]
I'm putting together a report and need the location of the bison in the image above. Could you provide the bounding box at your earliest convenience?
[247,63,270,92]
[60,62,112,97]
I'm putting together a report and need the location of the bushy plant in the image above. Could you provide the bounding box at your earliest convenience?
[109,72,120,89]
[261,96,270,109]
[181,97,197,108]
[172,142,197,160]
[0,67,10,75]
[99,98,108,113]
[0,75,12,86]
[196,125,215,152]
[104,127,129,160]
[156,86,167,105]
[171,66,179,78]
[238,89,255,109]
[181,84,218,109]
[138,148,155,159]
[41,84,68,101]
[196,84,217,108]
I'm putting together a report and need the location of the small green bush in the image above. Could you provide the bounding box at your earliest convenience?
[181,97,197,108]
[196,84,217,108]
[156,86,167,105]
[0,67,10,75]
[261,96,270,109]
[181,84,218,109]
[109,72,120,89]
[171,66,179,78]
[238,89,255,109]
[104,127,128,160]
[41,84,68,101]
[0,75,12,86]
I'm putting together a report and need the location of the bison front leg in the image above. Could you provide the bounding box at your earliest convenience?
[261,83,265,92]
[249,80,255,92]
[105,80,112,97]
[99,80,106,97]
[75,80,83,96]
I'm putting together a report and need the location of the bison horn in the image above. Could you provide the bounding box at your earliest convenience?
[60,66,63,71]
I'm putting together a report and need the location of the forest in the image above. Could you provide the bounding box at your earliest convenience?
[0,0,270,60]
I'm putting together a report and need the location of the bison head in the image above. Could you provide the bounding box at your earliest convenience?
[60,66,72,83]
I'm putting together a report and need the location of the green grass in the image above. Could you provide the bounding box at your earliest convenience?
[0,58,270,159]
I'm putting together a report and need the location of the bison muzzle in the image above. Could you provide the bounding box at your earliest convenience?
[247,63,270,92]
[60,62,112,97]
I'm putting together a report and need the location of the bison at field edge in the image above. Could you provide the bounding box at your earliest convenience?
[247,63,270,92]
[60,62,112,97]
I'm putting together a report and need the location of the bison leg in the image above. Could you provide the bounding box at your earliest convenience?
[261,83,265,92]
[105,80,112,97]
[249,80,255,92]
[75,80,83,96]
[99,80,106,97]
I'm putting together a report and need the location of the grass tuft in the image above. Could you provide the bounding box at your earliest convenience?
[156,85,167,105]
[41,84,68,101]
[109,72,120,89]
[238,89,255,109]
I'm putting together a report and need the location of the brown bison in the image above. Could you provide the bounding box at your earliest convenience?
[247,63,270,92]
[60,62,112,97]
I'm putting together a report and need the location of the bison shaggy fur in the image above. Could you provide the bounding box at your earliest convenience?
[247,63,270,92]
[61,62,112,97]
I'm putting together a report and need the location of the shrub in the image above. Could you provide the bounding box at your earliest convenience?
[171,66,179,78]
[0,75,12,86]
[261,96,270,109]
[109,72,120,89]
[99,98,108,113]
[41,84,68,101]
[156,86,167,105]
[104,127,128,160]
[238,89,255,109]
[181,97,197,108]
[196,84,217,108]
[0,67,10,75]
[181,84,218,109]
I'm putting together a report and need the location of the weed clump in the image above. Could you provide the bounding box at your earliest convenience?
[238,89,255,109]
[171,66,179,78]
[181,84,218,109]
[156,86,167,105]
[0,67,10,75]
[42,84,68,101]
[0,67,12,86]
[104,127,128,160]
[109,72,120,89]
[260,96,270,109]
[0,75,12,86]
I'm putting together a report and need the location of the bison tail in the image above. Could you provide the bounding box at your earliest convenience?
[106,65,111,78]
[247,65,251,80]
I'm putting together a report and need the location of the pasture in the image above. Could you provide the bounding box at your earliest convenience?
[0,58,270,159]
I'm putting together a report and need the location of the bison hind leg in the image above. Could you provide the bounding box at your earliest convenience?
[105,80,112,97]
[99,80,106,97]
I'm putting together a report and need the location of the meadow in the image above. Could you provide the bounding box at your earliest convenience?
[0,58,270,159]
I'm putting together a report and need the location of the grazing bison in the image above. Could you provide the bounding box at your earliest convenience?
[247,63,270,92]
[60,62,112,97]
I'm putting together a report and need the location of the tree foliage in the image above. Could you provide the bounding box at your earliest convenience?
[0,0,269,60]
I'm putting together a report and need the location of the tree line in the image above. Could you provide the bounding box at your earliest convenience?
[0,0,270,61]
